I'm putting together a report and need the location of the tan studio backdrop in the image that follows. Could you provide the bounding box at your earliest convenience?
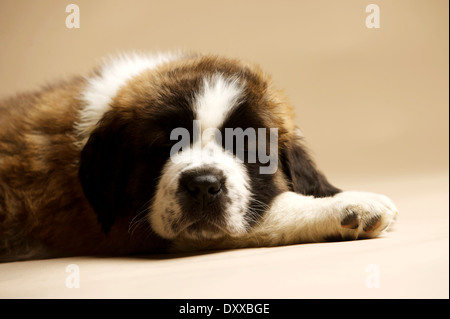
[0,0,448,180]
[0,0,448,299]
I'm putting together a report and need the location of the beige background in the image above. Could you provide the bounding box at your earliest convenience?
[0,0,448,179]
[0,0,448,299]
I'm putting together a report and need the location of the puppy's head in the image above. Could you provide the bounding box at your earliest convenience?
[78,53,333,241]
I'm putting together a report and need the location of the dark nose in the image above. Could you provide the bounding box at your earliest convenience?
[179,170,224,203]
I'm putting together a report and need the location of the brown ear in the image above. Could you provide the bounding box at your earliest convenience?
[280,135,341,197]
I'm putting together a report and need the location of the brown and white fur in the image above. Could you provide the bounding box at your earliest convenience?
[0,52,398,262]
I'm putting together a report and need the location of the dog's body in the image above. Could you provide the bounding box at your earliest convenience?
[0,52,398,262]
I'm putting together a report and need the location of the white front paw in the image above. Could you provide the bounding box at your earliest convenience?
[329,191,399,240]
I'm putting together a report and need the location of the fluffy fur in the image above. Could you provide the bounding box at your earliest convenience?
[0,52,398,262]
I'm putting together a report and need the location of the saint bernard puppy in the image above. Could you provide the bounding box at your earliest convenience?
[0,52,398,262]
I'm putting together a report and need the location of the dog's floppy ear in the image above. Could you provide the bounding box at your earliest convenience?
[79,115,136,233]
[281,132,341,197]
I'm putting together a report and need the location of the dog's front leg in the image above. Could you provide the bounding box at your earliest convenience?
[242,191,399,246]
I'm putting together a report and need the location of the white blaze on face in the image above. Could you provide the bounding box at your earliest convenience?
[194,74,243,132]
[150,74,253,240]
